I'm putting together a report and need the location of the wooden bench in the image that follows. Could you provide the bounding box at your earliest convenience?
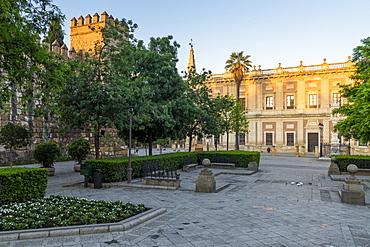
[210,156,236,169]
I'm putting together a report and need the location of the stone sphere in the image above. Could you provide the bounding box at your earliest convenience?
[202,158,211,166]
[331,156,336,162]
[347,164,358,176]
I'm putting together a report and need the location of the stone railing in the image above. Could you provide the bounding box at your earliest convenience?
[209,57,354,81]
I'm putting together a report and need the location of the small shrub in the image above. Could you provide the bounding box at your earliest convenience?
[33,142,61,167]
[68,138,91,165]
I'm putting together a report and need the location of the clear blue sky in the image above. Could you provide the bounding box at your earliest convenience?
[53,0,370,74]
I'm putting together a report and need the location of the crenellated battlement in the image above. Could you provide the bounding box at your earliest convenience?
[46,40,77,60]
[70,11,116,53]
[70,11,115,27]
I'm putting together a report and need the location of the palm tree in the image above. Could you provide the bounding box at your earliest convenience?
[225,51,252,101]
[225,51,252,150]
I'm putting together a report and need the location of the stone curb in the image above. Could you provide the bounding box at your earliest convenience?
[0,207,167,242]
[66,181,178,190]
[330,175,370,182]
[215,171,257,176]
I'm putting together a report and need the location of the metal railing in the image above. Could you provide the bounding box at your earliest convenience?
[142,162,180,179]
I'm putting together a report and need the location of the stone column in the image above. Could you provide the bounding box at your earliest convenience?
[341,164,365,205]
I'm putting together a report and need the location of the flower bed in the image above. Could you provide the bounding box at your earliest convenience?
[0,195,146,231]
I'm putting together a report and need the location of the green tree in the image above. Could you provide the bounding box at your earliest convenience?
[213,94,236,150]
[101,20,188,156]
[128,36,186,155]
[229,102,249,150]
[224,51,252,101]
[0,123,32,150]
[177,69,223,152]
[225,51,251,149]
[0,123,32,167]
[153,138,169,154]
[333,37,370,142]
[56,56,126,159]
[44,17,64,47]
[0,0,64,112]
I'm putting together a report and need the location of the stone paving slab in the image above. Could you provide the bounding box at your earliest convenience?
[2,156,370,246]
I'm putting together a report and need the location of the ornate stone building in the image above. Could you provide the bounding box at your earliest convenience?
[197,57,369,156]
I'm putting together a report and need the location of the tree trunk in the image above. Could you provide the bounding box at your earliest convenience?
[94,128,100,159]
[235,132,239,150]
[235,78,241,151]
[188,135,193,152]
[236,80,241,103]
[226,131,229,151]
[9,148,14,168]
[27,98,34,134]
[148,130,153,156]
[10,81,17,124]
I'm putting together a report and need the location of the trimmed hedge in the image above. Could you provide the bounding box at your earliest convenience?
[332,155,370,172]
[0,167,48,205]
[86,151,260,183]
[196,151,260,168]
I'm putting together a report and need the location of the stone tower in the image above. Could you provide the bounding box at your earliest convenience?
[70,11,115,53]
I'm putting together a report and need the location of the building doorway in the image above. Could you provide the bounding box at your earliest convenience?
[308,133,319,152]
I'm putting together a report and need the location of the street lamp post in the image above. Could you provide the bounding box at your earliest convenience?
[318,123,324,157]
[127,107,134,183]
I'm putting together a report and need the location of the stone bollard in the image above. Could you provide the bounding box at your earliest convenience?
[247,162,258,171]
[195,168,216,193]
[341,164,365,205]
[328,157,340,176]
[202,158,211,167]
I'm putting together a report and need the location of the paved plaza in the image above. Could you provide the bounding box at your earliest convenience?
[1,154,370,246]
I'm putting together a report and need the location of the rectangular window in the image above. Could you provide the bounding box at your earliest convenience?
[239,134,245,145]
[265,133,273,145]
[287,133,294,146]
[333,93,341,106]
[239,98,246,110]
[197,138,203,144]
[309,94,317,108]
[266,96,274,110]
[286,95,295,109]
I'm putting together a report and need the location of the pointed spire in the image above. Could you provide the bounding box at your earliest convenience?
[187,39,196,74]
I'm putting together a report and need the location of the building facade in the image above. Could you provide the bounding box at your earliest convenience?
[198,58,369,156]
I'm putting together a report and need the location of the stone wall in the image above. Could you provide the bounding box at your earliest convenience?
[0,150,33,165]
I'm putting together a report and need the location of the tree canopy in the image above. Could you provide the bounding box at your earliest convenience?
[334,37,370,142]
[0,0,64,112]
[176,69,231,152]
[0,122,32,150]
